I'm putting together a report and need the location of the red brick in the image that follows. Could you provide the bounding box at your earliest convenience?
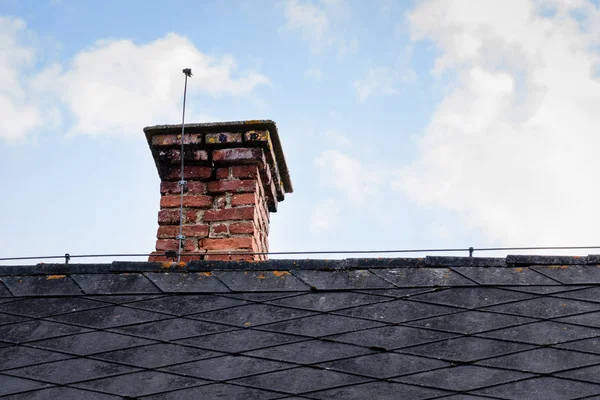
[212,224,228,234]
[201,237,254,250]
[212,148,265,165]
[157,149,209,164]
[205,132,242,145]
[214,195,227,208]
[207,179,257,194]
[156,239,178,251]
[232,193,256,206]
[243,130,269,143]
[151,133,202,146]
[230,221,255,234]
[163,166,212,180]
[160,181,180,194]
[204,254,255,261]
[216,167,230,179]
[231,165,259,179]
[204,207,254,222]
[182,224,209,238]
[148,252,169,262]
[187,181,207,194]
[178,195,212,208]
[157,225,179,238]
[158,209,197,225]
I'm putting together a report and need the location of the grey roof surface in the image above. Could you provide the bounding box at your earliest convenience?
[2,256,600,398]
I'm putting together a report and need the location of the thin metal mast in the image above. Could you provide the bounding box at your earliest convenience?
[177,68,193,262]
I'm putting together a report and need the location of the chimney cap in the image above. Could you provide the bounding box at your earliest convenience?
[144,119,292,194]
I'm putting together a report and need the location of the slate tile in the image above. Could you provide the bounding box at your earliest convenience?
[84,294,164,304]
[552,287,600,302]
[29,330,157,355]
[4,357,139,384]
[220,292,302,302]
[557,364,600,383]
[3,387,122,399]
[142,383,282,400]
[0,313,29,326]
[533,265,600,284]
[410,287,535,309]
[477,347,600,373]
[260,314,385,337]
[395,365,531,391]
[0,346,72,370]
[191,304,315,327]
[162,355,292,380]
[335,299,458,324]
[49,305,169,328]
[554,337,600,354]
[501,285,590,294]
[371,268,476,287]
[0,374,52,396]
[72,273,160,294]
[232,367,368,395]
[0,297,105,318]
[175,329,306,353]
[407,311,536,334]
[214,270,309,291]
[555,311,600,328]
[245,339,373,364]
[402,337,534,363]
[0,282,14,297]
[292,270,393,290]
[94,343,222,368]
[473,376,600,400]
[452,267,558,285]
[0,320,91,344]
[75,370,207,397]
[145,272,230,292]
[319,353,449,379]
[354,288,436,298]
[308,381,446,400]
[128,294,245,316]
[485,297,600,318]
[113,317,232,341]
[1,275,82,296]
[480,321,600,345]
[267,292,388,312]
[2,387,122,399]
[419,396,490,400]
[329,325,457,350]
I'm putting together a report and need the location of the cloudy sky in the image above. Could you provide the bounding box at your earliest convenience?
[1,0,600,263]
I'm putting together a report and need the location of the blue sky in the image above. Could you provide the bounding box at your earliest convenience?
[2,0,600,263]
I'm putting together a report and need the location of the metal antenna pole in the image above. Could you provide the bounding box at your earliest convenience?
[177,68,193,262]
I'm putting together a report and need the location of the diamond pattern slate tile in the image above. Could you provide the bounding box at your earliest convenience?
[1,275,82,296]
[554,337,600,354]
[267,292,388,312]
[220,292,302,302]
[407,311,536,334]
[480,321,600,345]
[0,320,91,344]
[128,294,245,315]
[319,352,450,379]
[552,287,600,303]
[555,311,600,328]
[484,297,600,318]
[260,314,385,337]
[0,374,52,396]
[113,317,232,340]
[145,272,231,292]
[192,304,315,327]
[142,383,282,400]
[246,340,373,364]
[501,285,591,294]
[175,328,306,353]
[0,282,14,297]
[533,265,600,284]
[557,364,600,383]
[329,325,457,350]
[2,387,122,400]
[477,347,600,373]
[162,355,293,380]
[72,273,159,294]
[28,331,157,355]
[0,346,72,370]
[308,381,447,400]
[49,305,169,328]
[0,297,105,318]
[74,370,207,397]
[453,267,558,285]
[355,288,436,298]
[395,365,531,392]
[84,294,164,304]
[0,313,29,326]
[292,270,393,290]
[335,299,458,323]
[215,270,309,291]
[4,357,139,384]
[473,377,600,400]
[94,343,222,368]
[402,337,535,363]
[371,268,476,287]
[232,367,369,395]
[410,287,535,309]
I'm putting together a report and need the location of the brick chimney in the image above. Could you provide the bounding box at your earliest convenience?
[145,120,292,262]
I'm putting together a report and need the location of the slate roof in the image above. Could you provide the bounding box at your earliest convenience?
[3,256,600,399]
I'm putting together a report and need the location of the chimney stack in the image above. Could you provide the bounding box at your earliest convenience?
[145,120,292,262]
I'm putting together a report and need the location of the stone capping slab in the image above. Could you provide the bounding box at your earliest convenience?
[144,120,292,194]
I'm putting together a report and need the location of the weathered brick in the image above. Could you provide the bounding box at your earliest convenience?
[160,195,212,208]
[163,166,212,181]
[204,207,254,222]
[161,181,206,195]
[205,132,242,145]
[182,224,209,238]
[204,254,255,261]
[157,225,179,238]
[212,224,229,234]
[201,237,254,251]
[187,181,207,194]
[156,239,178,251]
[212,148,265,165]
[243,130,269,143]
[231,193,256,206]
[214,195,228,209]
[156,149,209,164]
[230,221,255,234]
[151,133,203,146]
[158,209,198,225]
[231,165,259,179]
[215,167,230,179]
[207,179,257,194]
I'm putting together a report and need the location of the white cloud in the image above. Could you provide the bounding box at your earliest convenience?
[305,67,323,80]
[0,18,270,139]
[325,130,351,146]
[353,66,416,102]
[398,0,600,246]
[310,198,340,233]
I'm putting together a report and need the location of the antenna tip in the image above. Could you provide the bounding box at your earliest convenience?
[182,68,192,77]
